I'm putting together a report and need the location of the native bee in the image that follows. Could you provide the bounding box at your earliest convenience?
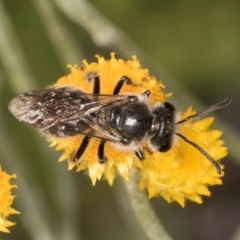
[8,73,232,174]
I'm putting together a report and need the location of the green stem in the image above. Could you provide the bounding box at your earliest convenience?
[124,168,173,240]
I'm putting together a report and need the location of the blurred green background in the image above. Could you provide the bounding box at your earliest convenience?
[0,0,240,240]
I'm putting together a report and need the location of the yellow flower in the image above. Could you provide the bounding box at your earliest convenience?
[0,166,19,233]
[48,53,227,206]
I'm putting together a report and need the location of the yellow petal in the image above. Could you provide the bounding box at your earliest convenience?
[0,167,19,233]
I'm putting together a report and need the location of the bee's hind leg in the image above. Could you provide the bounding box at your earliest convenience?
[73,136,90,162]
[98,140,106,163]
[73,137,107,164]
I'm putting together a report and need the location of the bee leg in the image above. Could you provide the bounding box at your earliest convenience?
[92,73,100,94]
[98,140,106,163]
[84,72,100,94]
[73,136,90,161]
[142,90,151,98]
[113,76,134,95]
[135,149,145,160]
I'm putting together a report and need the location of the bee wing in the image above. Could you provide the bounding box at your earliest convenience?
[9,87,129,141]
[71,116,123,142]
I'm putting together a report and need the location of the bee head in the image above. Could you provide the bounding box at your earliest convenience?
[150,97,232,174]
[150,102,176,152]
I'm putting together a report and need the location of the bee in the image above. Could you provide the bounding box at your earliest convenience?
[8,73,232,174]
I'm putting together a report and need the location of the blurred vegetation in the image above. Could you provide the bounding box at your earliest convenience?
[0,0,239,240]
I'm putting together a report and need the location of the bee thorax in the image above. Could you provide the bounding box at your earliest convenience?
[98,102,153,144]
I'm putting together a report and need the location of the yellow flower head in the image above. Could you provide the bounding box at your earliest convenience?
[9,53,229,207]
[0,166,19,233]
[47,53,228,206]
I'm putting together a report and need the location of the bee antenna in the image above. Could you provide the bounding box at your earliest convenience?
[175,132,222,174]
[176,97,232,125]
